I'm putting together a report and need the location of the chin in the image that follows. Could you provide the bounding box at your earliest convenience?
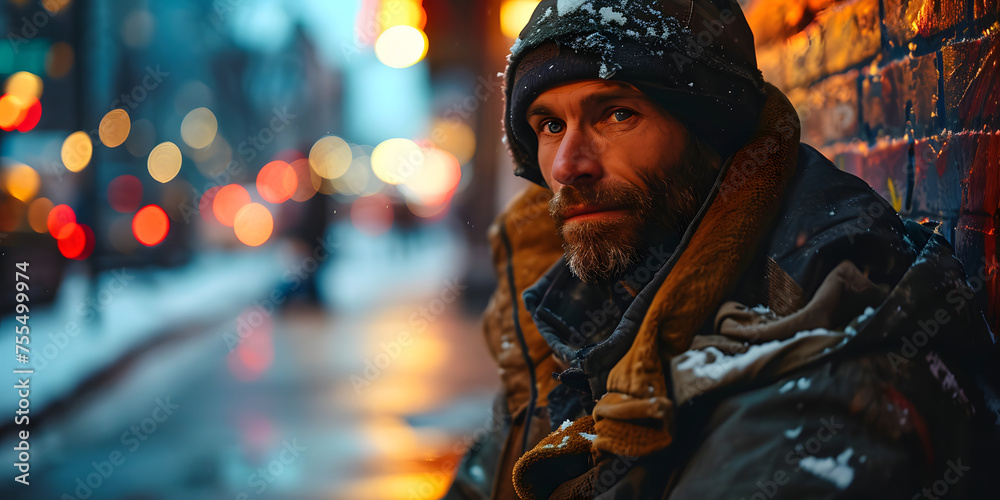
[560,219,642,284]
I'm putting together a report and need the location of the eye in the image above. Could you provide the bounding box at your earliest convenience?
[541,120,564,134]
[610,109,635,123]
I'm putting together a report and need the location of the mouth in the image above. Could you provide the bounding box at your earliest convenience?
[562,205,628,223]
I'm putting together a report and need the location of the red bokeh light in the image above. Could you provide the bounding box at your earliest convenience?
[46,204,76,239]
[57,223,94,260]
[15,97,41,132]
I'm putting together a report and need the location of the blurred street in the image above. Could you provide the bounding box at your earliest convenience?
[0,221,500,499]
[0,1,517,497]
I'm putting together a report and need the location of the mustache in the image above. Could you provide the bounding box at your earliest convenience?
[548,182,650,225]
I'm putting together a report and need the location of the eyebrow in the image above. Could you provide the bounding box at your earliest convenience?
[526,105,553,118]
[526,84,644,119]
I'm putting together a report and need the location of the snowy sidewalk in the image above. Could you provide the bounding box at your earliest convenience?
[2,244,294,419]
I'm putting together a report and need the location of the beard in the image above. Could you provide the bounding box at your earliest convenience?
[549,139,719,284]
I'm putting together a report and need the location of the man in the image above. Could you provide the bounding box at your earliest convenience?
[446,1,998,498]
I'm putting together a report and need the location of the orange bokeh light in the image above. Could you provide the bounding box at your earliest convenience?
[132,205,170,246]
[46,204,76,239]
[27,197,53,233]
[212,184,251,227]
[233,203,274,247]
[0,94,27,131]
[256,160,298,204]
[108,175,144,213]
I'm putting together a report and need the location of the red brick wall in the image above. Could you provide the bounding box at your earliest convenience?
[746,0,999,334]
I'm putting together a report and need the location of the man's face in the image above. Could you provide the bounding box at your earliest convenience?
[526,80,718,284]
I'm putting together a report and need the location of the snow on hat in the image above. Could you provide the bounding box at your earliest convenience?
[503,0,767,187]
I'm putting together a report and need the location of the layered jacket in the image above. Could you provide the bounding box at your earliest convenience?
[446,87,999,499]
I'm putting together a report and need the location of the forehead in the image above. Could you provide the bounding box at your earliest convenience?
[528,80,650,110]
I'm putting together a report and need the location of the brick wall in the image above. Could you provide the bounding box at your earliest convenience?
[746,0,999,334]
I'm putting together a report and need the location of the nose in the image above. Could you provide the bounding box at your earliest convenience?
[550,127,604,187]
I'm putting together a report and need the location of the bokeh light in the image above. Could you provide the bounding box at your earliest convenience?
[58,223,95,260]
[374,25,429,69]
[309,136,352,179]
[501,0,540,39]
[371,138,423,185]
[256,160,297,204]
[61,131,94,172]
[77,224,96,260]
[406,196,451,219]
[107,175,144,213]
[27,197,53,233]
[399,146,461,207]
[5,163,40,202]
[332,148,384,197]
[99,109,131,147]
[0,94,27,131]
[430,119,476,165]
[350,194,394,237]
[42,0,73,14]
[147,141,183,183]
[4,71,43,100]
[379,0,427,31]
[15,97,41,132]
[47,204,76,239]
[180,107,218,149]
[132,205,170,246]
[213,184,251,227]
[0,93,41,132]
[289,158,318,202]
[233,203,274,247]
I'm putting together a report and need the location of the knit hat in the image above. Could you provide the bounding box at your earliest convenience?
[503,0,767,187]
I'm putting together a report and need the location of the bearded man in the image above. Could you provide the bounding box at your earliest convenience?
[445,1,999,498]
